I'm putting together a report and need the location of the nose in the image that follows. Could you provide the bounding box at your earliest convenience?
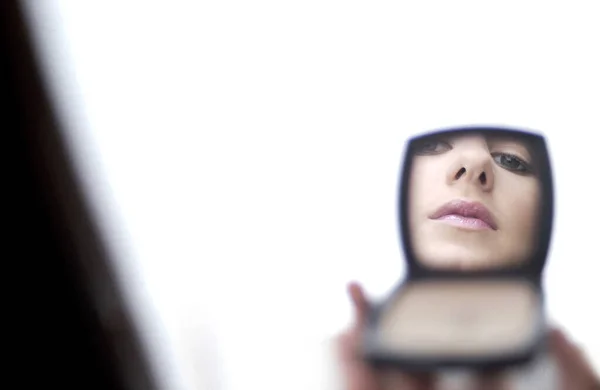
[446,144,494,192]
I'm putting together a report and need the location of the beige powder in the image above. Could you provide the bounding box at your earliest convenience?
[379,280,540,358]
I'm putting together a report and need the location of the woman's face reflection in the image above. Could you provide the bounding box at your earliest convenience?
[408,132,542,270]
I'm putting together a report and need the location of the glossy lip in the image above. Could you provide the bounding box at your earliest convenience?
[429,200,498,230]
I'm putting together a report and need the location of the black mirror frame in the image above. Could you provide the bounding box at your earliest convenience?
[396,125,554,284]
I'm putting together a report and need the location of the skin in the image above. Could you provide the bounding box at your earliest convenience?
[408,132,542,270]
[336,282,600,390]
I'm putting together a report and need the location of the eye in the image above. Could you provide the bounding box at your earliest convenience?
[412,139,452,156]
[492,153,532,173]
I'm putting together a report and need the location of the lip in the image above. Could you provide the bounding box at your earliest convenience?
[429,199,498,230]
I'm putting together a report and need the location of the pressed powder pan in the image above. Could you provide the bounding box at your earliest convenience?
[378,280,542,358]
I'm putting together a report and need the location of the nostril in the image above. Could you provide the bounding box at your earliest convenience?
[479,172,487,185]
[455,167,466,180]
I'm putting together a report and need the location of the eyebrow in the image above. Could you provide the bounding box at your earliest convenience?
[483,132,533,146]
[486,136,534,159]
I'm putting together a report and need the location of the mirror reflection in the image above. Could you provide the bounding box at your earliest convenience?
[407,129,547,271]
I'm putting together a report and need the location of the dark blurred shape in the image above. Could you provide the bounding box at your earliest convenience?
[1,1,157,389]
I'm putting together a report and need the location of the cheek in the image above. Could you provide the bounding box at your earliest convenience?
[497,178,541,232]
[408,159,446,219]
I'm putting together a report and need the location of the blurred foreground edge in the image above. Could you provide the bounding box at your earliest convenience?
[1,1,158,389]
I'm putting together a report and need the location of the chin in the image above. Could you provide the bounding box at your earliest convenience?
[416,249,509,271]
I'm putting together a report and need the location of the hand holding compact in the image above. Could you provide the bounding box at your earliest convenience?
[336,282,436,390]
[362,126,554,371]
[337,282,511,390]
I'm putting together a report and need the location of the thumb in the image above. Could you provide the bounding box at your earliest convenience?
[347,281,370,329]
[549,328,600,388]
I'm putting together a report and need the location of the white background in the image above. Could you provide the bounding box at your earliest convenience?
[24,1,600,389]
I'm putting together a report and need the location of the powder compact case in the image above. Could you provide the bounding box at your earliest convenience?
[361,126,554,371]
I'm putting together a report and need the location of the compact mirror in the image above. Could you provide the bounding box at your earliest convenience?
[363,126,554,371]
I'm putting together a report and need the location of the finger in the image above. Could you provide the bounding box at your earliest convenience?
[335,330,356,363]
[378,369,436,390]
[348,281,370,328]
[549,328,591,372]
[411,372,437,390]
[336,329,366,367]
[335,331,379,390]
[549,328,600,384]
[474,370,509,390]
